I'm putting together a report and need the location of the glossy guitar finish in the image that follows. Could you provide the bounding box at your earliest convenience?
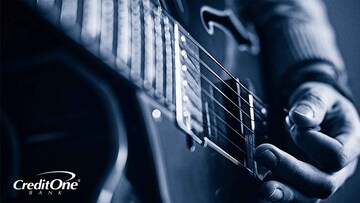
[1,0,270,202]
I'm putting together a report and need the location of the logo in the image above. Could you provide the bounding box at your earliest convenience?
[13,171,80,196]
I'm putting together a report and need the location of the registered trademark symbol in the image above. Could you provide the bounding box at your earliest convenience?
[77,179,81,182]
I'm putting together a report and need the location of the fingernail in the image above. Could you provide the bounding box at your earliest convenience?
[293,104,314,119]
[268,188,284,202]
[255,150,278,169]
[285,116,293,129]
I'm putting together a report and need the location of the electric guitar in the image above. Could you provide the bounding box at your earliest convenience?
[2,0,291,202]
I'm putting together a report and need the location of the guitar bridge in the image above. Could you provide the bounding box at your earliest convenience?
[174,24,204,144]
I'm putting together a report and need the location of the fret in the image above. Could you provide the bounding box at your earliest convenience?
[116,0,130,68]
[36,0,55,11]
[163,16,174,105]
[60,0,78,29]
[130,0,141,80]
[153,9,163,97]
[99,0,115,58]
[143,0,155,90]
[81,0,101,44]
[153,7,163,97]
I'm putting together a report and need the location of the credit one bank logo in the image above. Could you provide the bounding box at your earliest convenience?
[13,171,80,195]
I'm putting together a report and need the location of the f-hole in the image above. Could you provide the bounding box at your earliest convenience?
[200,6,259,55]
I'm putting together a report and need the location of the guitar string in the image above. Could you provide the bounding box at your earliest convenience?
[178,49,268,132]
[184,59,254,121]
[160,11,257,173]
[177,27,266,107]
[151,3,257,174]
[204,121,247,156]
[202,89,260,151]
[154,11,258,171]
[207,106,267,139]
[182,45,268,125]
[159,4,264,106]
[202,89,265,149]
[187,61,268,130]
[120,4,267,123]
[118,3,263,156]
[179,43,266,118]
[183,69,264,147]
[205,125,254,171]
[182,56,267,129]
[180,42,257,111]
[201,88,255,133]
[204,121,257,165]
[206,107,256,148]
[181,61,255,124]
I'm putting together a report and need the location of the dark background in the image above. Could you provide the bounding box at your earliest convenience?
[326,0,360,202]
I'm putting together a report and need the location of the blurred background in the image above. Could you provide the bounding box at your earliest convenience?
[326,0,360,202]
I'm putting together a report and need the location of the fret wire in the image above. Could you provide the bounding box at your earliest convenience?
[177,29,266,107]
[202,88,254,134]
[180,43,265,117]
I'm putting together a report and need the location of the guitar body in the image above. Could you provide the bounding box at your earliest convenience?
[125,1,265,202]
[1,1,268,202]
[127,93,258,203]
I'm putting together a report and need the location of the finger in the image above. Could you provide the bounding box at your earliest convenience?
[289,127,357,172]
[289,83,336,128]
[258,180,319,203]
[289,100,360,171]
[255,144,334,199]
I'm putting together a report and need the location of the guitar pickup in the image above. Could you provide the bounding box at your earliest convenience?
[174,24,204,144]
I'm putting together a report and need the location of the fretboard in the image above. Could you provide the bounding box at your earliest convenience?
[29,0,269,177]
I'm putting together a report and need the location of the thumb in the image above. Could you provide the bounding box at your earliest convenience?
[289,84,333,128]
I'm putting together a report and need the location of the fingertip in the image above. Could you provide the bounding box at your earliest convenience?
[259,181,284,202]
[255,144,277,158]
[255,144,279,169]
[260,181,317,202]
[256,143,276,151]
[289,104,317,127]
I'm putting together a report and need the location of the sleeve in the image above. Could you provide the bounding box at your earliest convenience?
[244,0,353,105]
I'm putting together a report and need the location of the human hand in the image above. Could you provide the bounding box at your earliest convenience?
[255,82,360,202]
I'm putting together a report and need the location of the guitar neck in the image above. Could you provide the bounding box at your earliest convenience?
[28,0,269,177]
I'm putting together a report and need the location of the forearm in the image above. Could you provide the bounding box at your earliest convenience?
[245,0,352,104]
